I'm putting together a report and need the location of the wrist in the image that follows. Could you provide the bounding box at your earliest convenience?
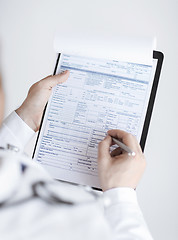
[15,107,38,132]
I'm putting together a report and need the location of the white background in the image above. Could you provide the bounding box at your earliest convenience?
[0,0,178,239]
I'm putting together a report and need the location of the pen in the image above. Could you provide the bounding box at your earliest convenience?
[112,137,136,157]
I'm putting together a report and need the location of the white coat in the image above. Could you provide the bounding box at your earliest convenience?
[0,112,153,240]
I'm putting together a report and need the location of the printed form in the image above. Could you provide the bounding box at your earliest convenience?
[34,53,155,188]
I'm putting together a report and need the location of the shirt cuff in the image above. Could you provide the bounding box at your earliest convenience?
[103,187,138,208]
[2,111,35,149]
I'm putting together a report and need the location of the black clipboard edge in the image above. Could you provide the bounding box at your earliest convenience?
[140,51,164,151]
[32,54,61,159]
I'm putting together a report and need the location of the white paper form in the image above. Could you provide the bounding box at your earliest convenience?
[34,53,156,188]
[54,34,156,65]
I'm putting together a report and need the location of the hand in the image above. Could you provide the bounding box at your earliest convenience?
[97,129,146,191]
[16,70,70,132]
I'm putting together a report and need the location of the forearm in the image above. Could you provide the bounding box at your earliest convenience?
[103,188,153,240]
[0,111,34,150]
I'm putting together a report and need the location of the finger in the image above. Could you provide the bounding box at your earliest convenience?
[110,147,122,157]
[98,135,112,166]
[42,70,70,88]
[107,129,142,153]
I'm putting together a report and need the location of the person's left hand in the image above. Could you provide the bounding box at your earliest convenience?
[16,70,70,132]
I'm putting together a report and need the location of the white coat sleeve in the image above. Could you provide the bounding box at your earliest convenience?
[0,111,35,150]
[103,188,153,240]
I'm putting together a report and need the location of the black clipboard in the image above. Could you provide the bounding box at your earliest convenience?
[33,51,163,189]
[34,51,163,152]
[140,51,163,151]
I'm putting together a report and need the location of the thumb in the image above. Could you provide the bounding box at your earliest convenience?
[42,70,70,88]
[98,135,112,167]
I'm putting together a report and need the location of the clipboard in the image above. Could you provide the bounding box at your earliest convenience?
[33,50,164,189]
[140,51,163,150]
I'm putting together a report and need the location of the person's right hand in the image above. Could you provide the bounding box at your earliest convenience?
[97,129,146,191]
